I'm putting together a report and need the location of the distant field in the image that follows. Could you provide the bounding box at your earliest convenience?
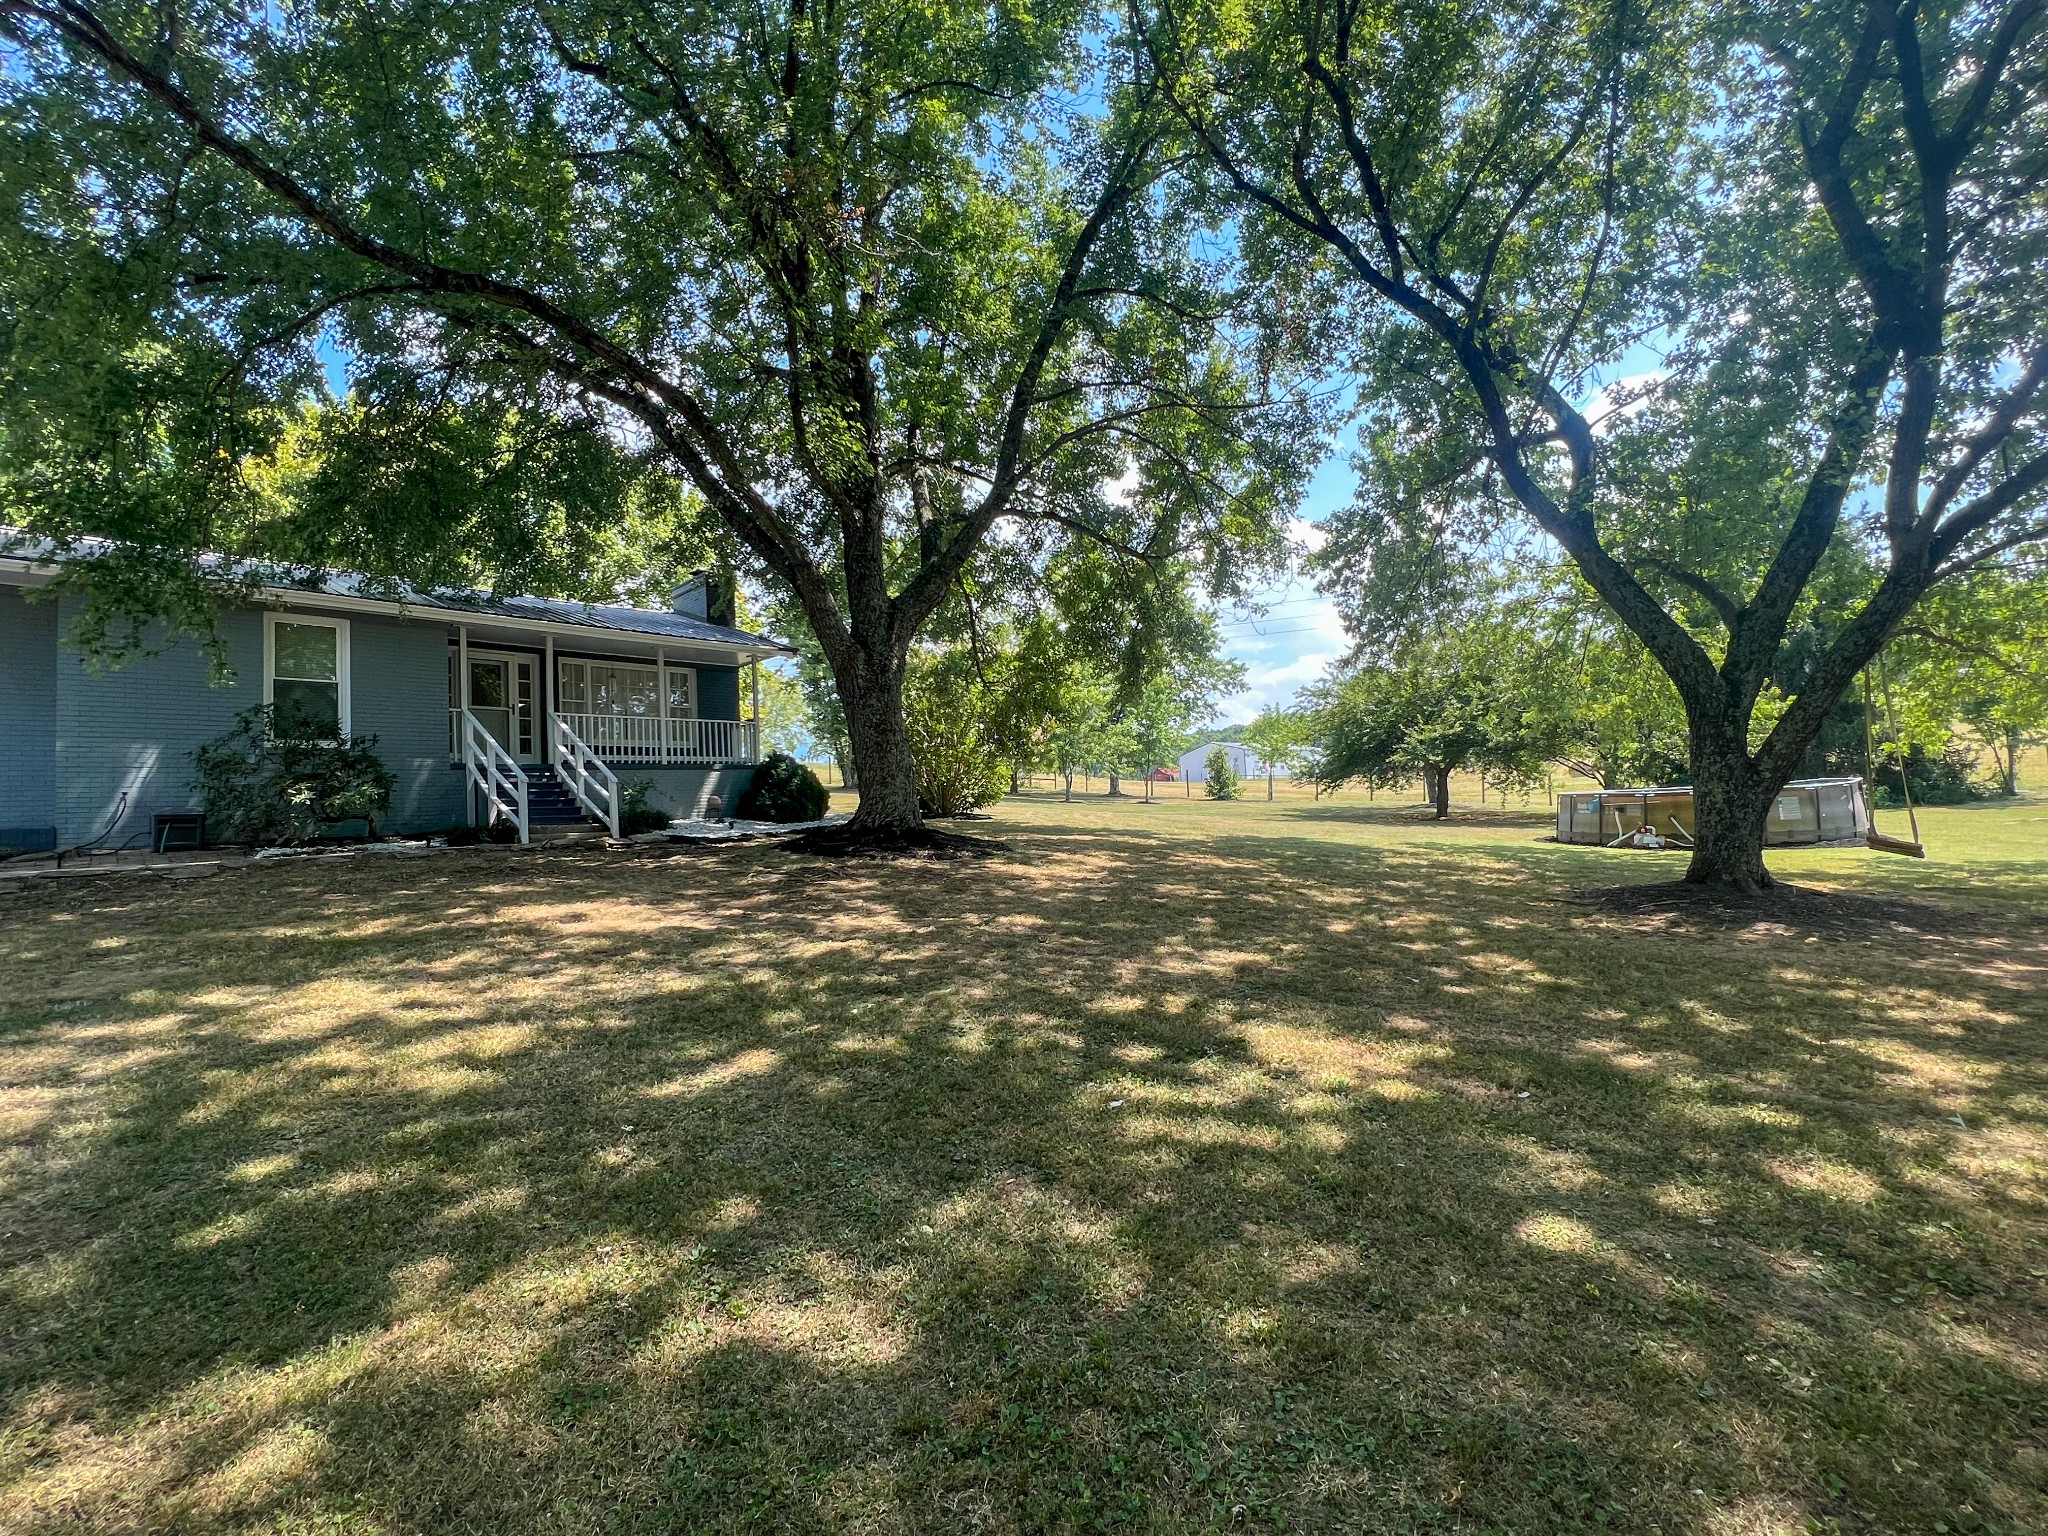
[992,775,2048,874]
[1002,738,2048,804]
[1,790,2043,1532]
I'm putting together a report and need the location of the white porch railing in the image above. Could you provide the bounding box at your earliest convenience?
[553,713,760,766]
[549,713,622,838]
[461,708,529,843]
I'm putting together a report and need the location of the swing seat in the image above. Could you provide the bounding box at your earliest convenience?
[1866,830,1926,859]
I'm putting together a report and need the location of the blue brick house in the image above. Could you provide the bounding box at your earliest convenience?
[0,542,790,852]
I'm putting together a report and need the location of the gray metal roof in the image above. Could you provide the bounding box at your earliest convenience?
[0,529,791,654]
[309,570,787,650]
[467,592,784,649]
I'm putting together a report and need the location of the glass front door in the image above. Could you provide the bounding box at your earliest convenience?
[469,658,514,756]
[453,651,538,760]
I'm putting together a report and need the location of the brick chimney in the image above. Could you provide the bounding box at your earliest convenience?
[671,573,710,619]
[672,570,736,626]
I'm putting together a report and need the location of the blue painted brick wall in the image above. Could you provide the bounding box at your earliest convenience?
[698,664,741,721]
[15,581,758,845]
[0,585,58,848]
[52,596,261,848]
[49,599,468,844]
[624,764,757,820]
[349,616,466,834]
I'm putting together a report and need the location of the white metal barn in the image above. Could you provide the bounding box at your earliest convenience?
[1178,742,1288,783]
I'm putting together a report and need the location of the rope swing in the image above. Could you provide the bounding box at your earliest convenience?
[1863,652,1927,859]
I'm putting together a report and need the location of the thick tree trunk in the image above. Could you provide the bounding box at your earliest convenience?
[1107,773,1125,797]
[1681,709,1776,891]
[795,493,980,850]
[1427,765,1450,819]
[1580,546,1934,891]
[1685,776,1774,888]
[801,609,932,849]
[839,657,923,836]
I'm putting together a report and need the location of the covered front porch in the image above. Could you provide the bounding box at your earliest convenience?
[445,615,778,842]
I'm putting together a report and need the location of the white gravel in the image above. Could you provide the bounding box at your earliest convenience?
[641,812,852,843]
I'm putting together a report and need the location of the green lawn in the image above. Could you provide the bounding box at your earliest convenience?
[2,792,2044,1533]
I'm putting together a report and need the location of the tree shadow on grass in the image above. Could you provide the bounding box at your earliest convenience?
[1562,876,1988,941]
[0,824,2042,1533]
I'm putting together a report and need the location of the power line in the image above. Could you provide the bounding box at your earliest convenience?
[1217,620,1326,631]
[1217,612,1342,629]
[1215,597,1331,617]
[1217,623,1332,639]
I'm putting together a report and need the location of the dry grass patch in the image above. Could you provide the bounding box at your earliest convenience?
[1,791,2045,1533]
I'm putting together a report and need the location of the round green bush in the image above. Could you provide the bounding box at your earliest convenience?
[735,752,828,823]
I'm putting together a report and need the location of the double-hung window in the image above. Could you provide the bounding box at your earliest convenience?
[266,614,350,739]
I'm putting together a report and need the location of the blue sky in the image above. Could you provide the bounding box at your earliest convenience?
[1207,449,1355,726]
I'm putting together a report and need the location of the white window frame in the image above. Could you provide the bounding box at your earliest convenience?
[557,657,698,719]
[663,662,698,720]
[264,612,352,740]
[459,647,539,760]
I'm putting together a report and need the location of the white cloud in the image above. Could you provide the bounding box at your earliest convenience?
[1207,520,1351,723]
[1288,514,1330,555]
[1103,463,1141,508]
[1582,369,1667,435]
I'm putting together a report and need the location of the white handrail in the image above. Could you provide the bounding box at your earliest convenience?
[551,712,761,766]
[548,713,622,838]
[461,708,529,844]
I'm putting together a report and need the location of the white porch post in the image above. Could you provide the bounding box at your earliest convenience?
[457,625,471,824]
[750,658,762,763]
[657,645,669,760]
[543,633,555,764]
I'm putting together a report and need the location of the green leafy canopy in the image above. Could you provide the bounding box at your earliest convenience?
[1146,0,2048,884]
[2,0,1328,835]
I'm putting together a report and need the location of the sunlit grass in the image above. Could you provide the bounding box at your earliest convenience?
[1,789,2044,1533]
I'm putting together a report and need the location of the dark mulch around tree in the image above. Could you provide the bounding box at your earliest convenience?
[1564,878,1978,943]
[791,821,1010,859]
